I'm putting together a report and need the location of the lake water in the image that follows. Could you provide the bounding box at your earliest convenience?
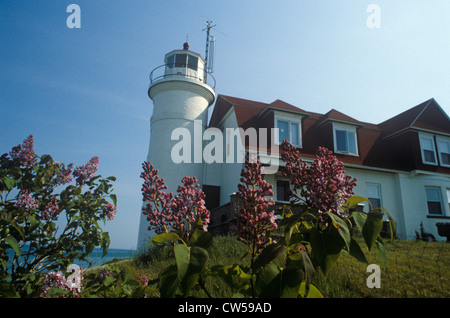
[75,248,137,269]
[5,247,137,271]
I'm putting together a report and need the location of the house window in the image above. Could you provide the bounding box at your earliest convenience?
[447,189,450,213]
[333,124,358,155]
[419,133,437,165]
[276,180,291,202]
[275,113,302,147]
[366,183,382,210]
[425,187,443,215]
[436,136,450,167]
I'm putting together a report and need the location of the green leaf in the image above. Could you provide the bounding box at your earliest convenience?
[2,177,15,190]
[344,196,371,211]
[11,221,25,240]
[180,246,208,295]
[299,282,324,298]
[362,211,384,251]
[348,238,368,264]
[255,263,281,298]
[252,243,286,272]
[351,211,367,232]
[187,229,212,249]
[4,236,20,258]
[326,212,351,251]
[109,194,117,207]
[174,244,190,282]
[103,276,116,287]
[152,232,184,244]
[209,264,251,294]
[376,237,386,266]
[281,212,303,245]
[301,251,315,287]
[280,267,303,298]
[158,264,179,298]
[310,227,343,277]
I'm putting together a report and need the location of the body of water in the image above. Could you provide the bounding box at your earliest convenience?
[5,247,137,272]
[76,248,137,269]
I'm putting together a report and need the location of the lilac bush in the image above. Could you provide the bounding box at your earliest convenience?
[233,156,278,261]
[281,141,357,216]
[141,162,210,241]
[0,135,117,297]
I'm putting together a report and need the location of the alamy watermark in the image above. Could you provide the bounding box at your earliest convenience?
[170,120,280,174]
[366,264,381,288]
[66,4,81,29]
[367,4,381,29]
[66,263,82,289]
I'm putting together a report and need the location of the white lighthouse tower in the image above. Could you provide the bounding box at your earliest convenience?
[137,42,216,249]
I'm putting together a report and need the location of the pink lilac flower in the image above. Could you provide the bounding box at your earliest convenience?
[9,135,37,168]
[233,155,278,257]
[40,271,67,298]
[141,162,173,234]
[73,156,99,186]
[140,276,149,287]
[170,176,210,235]
[41,196,60,220]
[281,141,357,217]
[140,162,210,240]
[103,203,117,221]
[39,267,83,298]
[99,269,113,281]
[15,190,38,211]
[40,268,83,298]
[54,162,74,185]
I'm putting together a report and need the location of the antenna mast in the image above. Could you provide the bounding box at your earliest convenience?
[203,20,216,83]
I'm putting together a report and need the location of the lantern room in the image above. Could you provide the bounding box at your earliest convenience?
[163,42,205,82]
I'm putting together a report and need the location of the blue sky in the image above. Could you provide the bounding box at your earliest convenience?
[1,1,449,250]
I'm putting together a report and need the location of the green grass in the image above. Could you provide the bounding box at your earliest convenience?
[130,235,450,298]
[314,237,450,298]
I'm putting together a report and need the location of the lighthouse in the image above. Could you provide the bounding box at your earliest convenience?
[137,42,216,249]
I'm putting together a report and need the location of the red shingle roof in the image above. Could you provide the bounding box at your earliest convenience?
[208,94,450,174]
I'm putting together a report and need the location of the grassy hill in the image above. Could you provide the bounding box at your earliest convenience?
[126,235,449,298]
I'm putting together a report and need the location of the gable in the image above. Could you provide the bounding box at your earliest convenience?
[410,99,450,135]
[378,99,450,138]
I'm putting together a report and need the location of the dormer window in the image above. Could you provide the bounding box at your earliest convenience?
[419,133,437,165]
[333,123,358,156]
[436,136,450,167]
[274,112,302,147]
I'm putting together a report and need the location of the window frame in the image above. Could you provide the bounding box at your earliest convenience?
[274,112,302,147]
[332,123,359,156]
[366,183,382,210]
[419,133,438,166]
[436,136,450,168]
[425,186,444,215]
[276,179,291,202]
[447,189,450,214]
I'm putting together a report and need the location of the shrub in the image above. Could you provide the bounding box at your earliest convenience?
[0,135,117,297]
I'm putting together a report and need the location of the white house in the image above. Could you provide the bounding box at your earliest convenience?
[137,44,450,249]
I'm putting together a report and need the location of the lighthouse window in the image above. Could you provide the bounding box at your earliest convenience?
[166,55,175,69]
[188,55,198,70]
[175,54,187,67]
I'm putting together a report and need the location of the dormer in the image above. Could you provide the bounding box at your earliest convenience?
[318,109,364,156]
